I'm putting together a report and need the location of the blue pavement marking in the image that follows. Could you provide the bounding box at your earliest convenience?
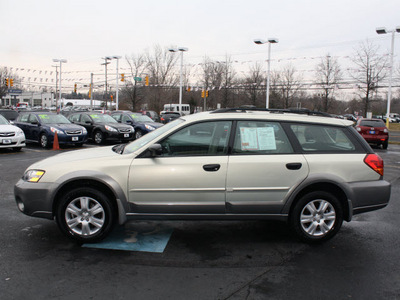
[82,224,173,253]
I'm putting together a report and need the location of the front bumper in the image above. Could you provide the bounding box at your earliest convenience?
[53,134,88,145]
[14,179,58,219]
[0,135,26,148]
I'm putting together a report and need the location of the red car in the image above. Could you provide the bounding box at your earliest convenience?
[355,118,389,149]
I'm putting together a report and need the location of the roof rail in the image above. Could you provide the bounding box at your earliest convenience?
[211,107,332,117]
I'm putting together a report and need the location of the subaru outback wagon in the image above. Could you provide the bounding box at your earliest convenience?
[14,108,391,243]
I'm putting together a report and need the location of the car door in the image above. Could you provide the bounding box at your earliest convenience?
[28,114,41,141]
[128,121,232,214]
[225,120,309,214]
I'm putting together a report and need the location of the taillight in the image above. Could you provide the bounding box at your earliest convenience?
[364,154,384,176]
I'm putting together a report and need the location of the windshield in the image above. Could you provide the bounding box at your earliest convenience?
[0,110,19,120]
[123,118,184,154]
[38,114,71,124]
[131,114,153,122]
[0,115,10,125]
[90,114,117,123]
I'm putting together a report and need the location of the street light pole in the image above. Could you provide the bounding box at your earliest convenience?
[376,26,400,127]
[101,57,111,110]
[52,59,67,112]
[111,56,122,110]
[254,38,279,109]
[169,47,188,114]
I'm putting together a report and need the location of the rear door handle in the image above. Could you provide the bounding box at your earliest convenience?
[286,163,302,170]
[203,164,221,172]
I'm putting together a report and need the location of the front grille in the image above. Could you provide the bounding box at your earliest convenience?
[119,128,132,133]
[0,132,15,137]
[66,130,82,135]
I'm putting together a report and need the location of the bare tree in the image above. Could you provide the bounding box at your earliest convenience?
[0,67,17,104]
[143,45,178,112]
[350,40,388,116]
[242,62,264,107]
[272,64,303,109]
[315,54,342,112]
[122,53,147,111]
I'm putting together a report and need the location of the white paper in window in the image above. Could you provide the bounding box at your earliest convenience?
[258,127,276,150]
[240,127,276,151]
[240,128,258,150]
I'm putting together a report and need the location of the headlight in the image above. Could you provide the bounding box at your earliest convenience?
[105,125,118,132]
[50,127,64,134]
[82,127,87,134]
[16,129,25,137]
[145,124,156,131]
[22,170,45,183]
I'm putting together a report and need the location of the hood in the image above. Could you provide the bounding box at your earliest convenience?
[96,122,132,129]
[0,124,22,133]
[50,123,85,131]
[144,121,163,128]
[29,146,118,169]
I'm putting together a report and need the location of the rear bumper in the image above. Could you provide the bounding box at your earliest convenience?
[348,180,391,215]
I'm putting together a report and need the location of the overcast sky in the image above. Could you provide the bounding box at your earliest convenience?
[0,0,399,90]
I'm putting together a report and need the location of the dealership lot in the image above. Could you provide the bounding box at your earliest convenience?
[1,143,400,299]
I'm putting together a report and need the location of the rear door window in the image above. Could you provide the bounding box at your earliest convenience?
[233,121,294,154]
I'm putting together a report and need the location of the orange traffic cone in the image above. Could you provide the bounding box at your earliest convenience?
[53,132,60,150]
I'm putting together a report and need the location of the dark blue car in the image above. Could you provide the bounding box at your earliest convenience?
[14,112,88,148]
[111,111,163,139]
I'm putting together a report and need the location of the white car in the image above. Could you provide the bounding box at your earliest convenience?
[14,108,391,243]
[0,114,26,151]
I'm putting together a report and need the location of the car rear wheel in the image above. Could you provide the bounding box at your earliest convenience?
[39,133,50,148]
[93,130,104,144]
[56,187,115,243]
[290,191,343,243]
[382,140,388,149]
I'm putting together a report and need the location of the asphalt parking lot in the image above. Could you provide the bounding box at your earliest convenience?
[1,142,400,299]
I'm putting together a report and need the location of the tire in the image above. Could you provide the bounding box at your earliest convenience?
[382,140,388,150]
[55,187,116,243]
[290,191,343,243]
[39,133,50,148]
[13,147,22,152]
[93,130,104,144]
[135,130,143,140]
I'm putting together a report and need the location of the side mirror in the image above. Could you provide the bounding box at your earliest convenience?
[85,121,92,125]
[148,143,162,156]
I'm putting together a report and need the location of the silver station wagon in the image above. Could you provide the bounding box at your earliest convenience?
[14,108,391,243]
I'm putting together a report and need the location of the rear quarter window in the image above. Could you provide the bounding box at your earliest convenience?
[290,124,357,153]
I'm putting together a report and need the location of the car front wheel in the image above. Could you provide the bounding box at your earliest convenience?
[135,130,143,139]
[56,187,115,243]
[93,130,104,144]
[290,191,343,243]
[39,133,50,148]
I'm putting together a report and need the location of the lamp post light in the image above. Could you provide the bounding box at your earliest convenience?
[52,58,67,112]
[376,26,400,127]
[168,47,188,114]
[254,38,278,109]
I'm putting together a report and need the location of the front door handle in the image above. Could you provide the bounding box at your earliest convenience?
[203,164,221,172]
[286,163,302,170]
